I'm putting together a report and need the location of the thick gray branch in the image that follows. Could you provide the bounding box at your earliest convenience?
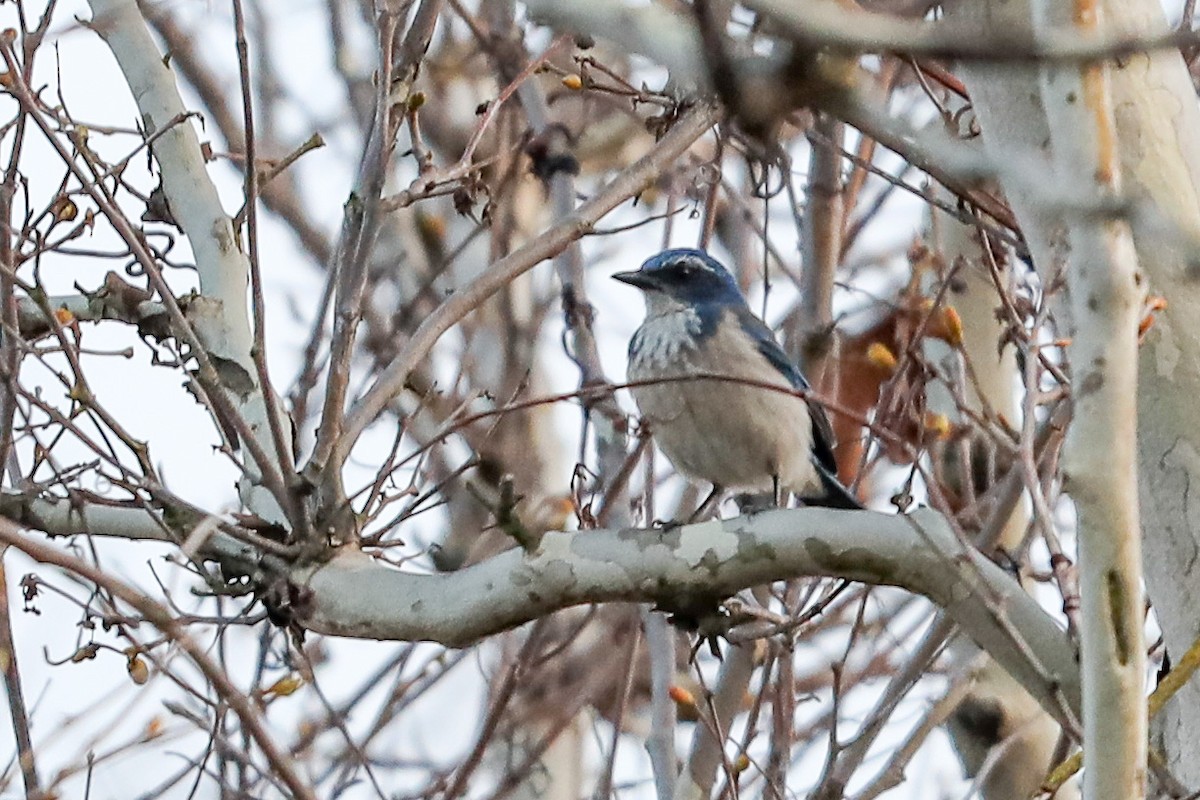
[5,498,1081,735]
[0,495,262,566]
[88,0,249,314]
[87,0,291,525]
[16,293,164,338]
[297,508,1080,729]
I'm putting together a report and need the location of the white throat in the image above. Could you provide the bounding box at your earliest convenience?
[631,299,704,368]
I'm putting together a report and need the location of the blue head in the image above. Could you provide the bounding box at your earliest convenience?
[613,249,746,311]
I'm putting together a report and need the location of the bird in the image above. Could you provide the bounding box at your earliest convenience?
[614,248,861,513]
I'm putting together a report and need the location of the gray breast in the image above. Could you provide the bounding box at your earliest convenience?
[626,309,819,495]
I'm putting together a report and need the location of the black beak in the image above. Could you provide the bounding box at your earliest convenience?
[612,270,659,291]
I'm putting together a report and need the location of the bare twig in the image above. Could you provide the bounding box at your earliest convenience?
[326,103,721,473]
[675,642,755,800]
[0,518,317,800]
[0,551,42,799]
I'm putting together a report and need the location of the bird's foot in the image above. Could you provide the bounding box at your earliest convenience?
[661,598,732,660]
[688,485,725,523]
[733,491,776,515]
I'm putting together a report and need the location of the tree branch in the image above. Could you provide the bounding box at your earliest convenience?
[743,0,1200,61]
[674,642,756,800]
[86,0,294,526]
[0,554,42,799]
[1039,0,1147,794]
[292,507,1081,730]
[87,0,248,318]
[5,500,1080,734]
[0,518,317,800]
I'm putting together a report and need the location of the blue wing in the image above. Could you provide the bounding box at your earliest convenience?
[732,307,842,479]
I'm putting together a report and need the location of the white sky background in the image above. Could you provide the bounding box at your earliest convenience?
[0,0,1079,797]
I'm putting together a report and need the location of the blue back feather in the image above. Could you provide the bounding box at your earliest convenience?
[731,307,840,476]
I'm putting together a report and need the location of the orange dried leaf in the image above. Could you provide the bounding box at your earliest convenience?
[265,674,304,698]
[561,74,584,90]
[53,307,74,325]
[921,301,963,346]
[924,412,952,439]
[416,211,446,242]
[733,753,751,774]
[939,306,964,347]
[145,716,164,738]
[865,341,898,372]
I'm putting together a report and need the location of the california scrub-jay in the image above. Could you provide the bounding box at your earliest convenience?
[615,248,860,511]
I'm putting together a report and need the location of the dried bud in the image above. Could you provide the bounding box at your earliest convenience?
[71,643,99,663]
[51,196,77,222]
[68,381,90,403]
[1139,295,1168,341]
[561,74,583,91]
[668,685,695,708]
[127,655,150,685]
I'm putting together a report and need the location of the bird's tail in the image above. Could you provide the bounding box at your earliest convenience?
[808,463,863,510]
